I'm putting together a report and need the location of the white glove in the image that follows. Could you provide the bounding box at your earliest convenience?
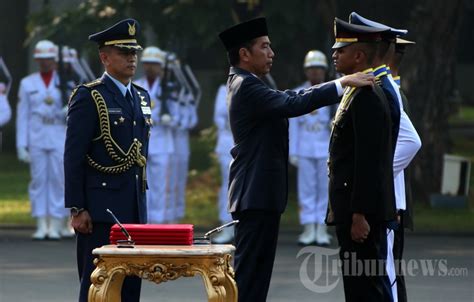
[289,156,299,167]
[17,147,30,163]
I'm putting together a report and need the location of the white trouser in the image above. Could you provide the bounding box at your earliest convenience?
[146,153,171,223]
[386,229,398,302]
[297,157,328,225]
[175,152,189,220]
[166,153,179,222]
[28,147,66,218]
[217,153,233,223]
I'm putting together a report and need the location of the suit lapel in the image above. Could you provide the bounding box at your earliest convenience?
[102,75,133,117]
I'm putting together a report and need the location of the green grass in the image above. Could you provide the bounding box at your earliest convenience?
[1,129,473,233]
[412,203,474,233]
[449,105,474,123]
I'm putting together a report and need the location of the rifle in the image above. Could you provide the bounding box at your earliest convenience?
[159,52,174,125]
[182,64,202,107]
[79,57,96,82]
[0,57,12,96]
[56,44,69,107]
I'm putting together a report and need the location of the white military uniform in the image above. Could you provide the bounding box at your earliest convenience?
[16,71,67,221]
[171,92,197,221]
[213,84,233,224]
[290,50,333,246]
[0,88,11,126]
[384,67,421,301]
[135,76,175,223]
[290,81,332,225]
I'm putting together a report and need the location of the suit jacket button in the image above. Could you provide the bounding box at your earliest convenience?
[102,182,107,187]
[133,121,136,126]
[343,182,347,187]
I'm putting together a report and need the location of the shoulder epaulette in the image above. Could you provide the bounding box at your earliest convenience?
[132,82,146,90]
[84,79,103,88]
[68,87,80,104]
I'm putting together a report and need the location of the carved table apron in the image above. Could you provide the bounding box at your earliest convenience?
[88,245,237,302]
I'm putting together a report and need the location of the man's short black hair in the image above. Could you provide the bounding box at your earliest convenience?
[227,38,257,66]
[376,41,391,60]
[355,42,377,65]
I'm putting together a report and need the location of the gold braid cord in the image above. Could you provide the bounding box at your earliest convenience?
[86,89,146,174]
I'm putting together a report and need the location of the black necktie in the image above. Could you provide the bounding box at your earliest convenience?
[126,90,134,109]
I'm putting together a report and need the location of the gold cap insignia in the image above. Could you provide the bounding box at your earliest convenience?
[128,22,136,36]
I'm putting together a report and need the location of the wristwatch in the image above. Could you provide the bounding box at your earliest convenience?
[70,207,85,217]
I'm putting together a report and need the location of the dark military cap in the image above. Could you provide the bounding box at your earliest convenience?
[332,18,389,49]
[349,12,407,42]
[89,18,142,50]
[218,17,268,51]
[395,37,416,54]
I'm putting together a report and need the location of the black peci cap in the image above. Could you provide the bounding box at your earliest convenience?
[218,17,268,51]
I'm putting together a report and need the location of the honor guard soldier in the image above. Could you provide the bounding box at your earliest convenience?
[0,81,11,126]
[218,17,374,301]
[136,46,175,223]
[327,18,398,301]
[389,37,417,302]
[350,13,422,302]
[172,77,198,221]
[16,40,71,240]
[64,18,150,302]
[212,83,235,243]
[289,50,333,246]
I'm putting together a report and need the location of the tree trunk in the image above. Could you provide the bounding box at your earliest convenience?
[0,0,28,151]
[402,0,466,202]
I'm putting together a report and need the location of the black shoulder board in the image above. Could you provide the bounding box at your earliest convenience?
[132,81,145,91]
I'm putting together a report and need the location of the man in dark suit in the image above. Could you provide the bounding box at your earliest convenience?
[64,18,151,302]
[326,18,397,302]
[218,17,375,302]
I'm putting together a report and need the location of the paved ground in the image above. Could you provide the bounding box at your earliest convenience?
[0,228,473,302]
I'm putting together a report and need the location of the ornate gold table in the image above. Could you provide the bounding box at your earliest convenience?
[88,244,237,302]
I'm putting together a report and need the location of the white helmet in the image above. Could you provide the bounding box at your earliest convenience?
[33,40,58,59]
[61,46,78,63]
[303,50,328,69]
[141,46,165,64]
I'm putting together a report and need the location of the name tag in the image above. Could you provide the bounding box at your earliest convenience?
[141,106,151,114]
[108,108,122,114]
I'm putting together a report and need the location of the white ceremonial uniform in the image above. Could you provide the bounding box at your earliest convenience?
[165,91,182,222]
[172,93,197,221]
[16,71,67,219]
[213,84,233,224]
[385,72,421,301]
[0,94,11,127]
[136,77,175,223]
[289,81,332,225]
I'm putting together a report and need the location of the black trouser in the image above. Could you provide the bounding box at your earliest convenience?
[76,223,141,302]
[393,214,408,302]
[232,210,281,302]
[336,223,393,302]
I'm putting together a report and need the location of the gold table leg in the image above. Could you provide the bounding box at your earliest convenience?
[88,254,237,302]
